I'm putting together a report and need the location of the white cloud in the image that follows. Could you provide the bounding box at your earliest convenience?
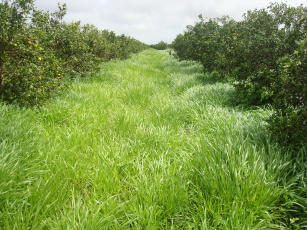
[35,0,306,44]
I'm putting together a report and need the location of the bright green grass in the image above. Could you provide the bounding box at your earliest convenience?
[0,49,305,229]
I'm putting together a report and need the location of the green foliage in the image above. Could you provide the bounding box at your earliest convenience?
[172,3,307,148]
[151,41,168,50]
[171,15,237,77]
[230,3,306,105]
[0,0,147,106]
[1,36,63,105]
[268,38,307,148]
[0,50,305,229]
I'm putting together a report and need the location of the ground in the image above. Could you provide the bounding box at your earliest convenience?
[0,50,295,229]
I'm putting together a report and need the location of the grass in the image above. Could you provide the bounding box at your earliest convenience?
[0,49,306,229]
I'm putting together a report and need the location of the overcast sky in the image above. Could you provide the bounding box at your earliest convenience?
[35,0,306,44]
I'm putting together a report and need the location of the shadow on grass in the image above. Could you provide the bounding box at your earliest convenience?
[170,55,307,229]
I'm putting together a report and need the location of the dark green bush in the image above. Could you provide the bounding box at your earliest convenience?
[268,38,307,148]
[171,15,239,78]
[151,41,168,50]
[230,3,306,105]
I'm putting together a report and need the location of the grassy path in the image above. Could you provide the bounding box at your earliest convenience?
[0,50,295,229]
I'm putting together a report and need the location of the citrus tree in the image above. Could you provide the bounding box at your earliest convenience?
[171,3,307,147]
[0,0,147,105]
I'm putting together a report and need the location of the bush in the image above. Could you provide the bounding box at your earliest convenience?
[151,41,168,50]
[0,0,63,105]
[1,36,63,105]
[171,3,307,148]
[268,38,307,148]
[172,4,306,104]
[230,3,306,105]
[0,0,147,106]
[171,15,237,77]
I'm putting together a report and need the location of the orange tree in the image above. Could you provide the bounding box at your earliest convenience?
[150,41,168,50]
[172,15,238,78]
[0,0,147,106]
[171,3,307,147]
[0,0,63,105]
[0,0,34,95]
[229,3,307,105]
[268,37,307,149]
[229,4,307,147]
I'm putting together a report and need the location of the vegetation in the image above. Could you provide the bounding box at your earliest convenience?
[0,49,305,228]
[1,0,306,228]
[0,0,146,106]
[151,41,169,50]
[172,3,307,148]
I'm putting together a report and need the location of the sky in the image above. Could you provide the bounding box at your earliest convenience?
[35,0,306,44]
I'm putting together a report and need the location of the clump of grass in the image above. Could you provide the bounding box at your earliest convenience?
[0,50,305,229]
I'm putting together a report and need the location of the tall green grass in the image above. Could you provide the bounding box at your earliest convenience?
[0,49,305,229]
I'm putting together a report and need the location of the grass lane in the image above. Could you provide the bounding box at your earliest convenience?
[0,49,303,229]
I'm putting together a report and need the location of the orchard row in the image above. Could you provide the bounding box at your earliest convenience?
[0,0,147,106]
[172,3,306,148]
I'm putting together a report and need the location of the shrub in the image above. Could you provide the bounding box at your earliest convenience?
[172,3,306,104]
[0,0,147,106]
[1,35,64,105]
[171,15,238,78]
[0,0,63,105]
[151,41,168,50]
[171,3,307,148]
[268,38,307,148]
[230,3,307,105]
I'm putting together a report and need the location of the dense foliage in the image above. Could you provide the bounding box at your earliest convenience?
[269,38,307,148]
[172,3,307,148]
[2,49,306,229]
[0,0,147,106]
[150,41,168,50]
